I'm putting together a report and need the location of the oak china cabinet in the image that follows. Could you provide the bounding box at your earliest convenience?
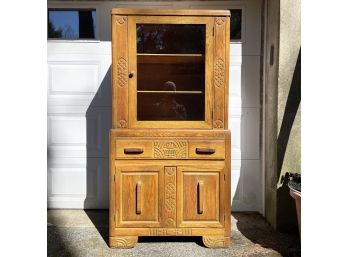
[109,8,231,248]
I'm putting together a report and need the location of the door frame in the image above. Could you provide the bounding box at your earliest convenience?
[127,15,214,129]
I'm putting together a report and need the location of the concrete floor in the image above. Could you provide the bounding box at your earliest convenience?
[48,210,300,257]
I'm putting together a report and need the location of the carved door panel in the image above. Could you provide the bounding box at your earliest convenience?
[177,163,225,227]
[115,164,163,227]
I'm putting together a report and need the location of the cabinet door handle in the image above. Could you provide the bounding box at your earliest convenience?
[124,148,144,154]
[197,181,204,214]
[196,148,216,154]
[136,182,142,215]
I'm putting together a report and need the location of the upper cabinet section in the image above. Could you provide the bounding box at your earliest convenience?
[111,9,230,129]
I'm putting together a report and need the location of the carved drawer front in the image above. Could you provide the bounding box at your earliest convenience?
[115,165,163,227]
[115,139,153,158]
[177,164,224,228]
[153,140,188,159]
[188,140,225,159]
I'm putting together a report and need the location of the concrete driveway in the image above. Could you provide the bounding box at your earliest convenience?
[48,210,300,257]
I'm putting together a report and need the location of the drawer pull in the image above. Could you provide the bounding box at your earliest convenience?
[196,148,216,155]
[136,182,142,215]
[124,148,144,154]
[197,181,204,214]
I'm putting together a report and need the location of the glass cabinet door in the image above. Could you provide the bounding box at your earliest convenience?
[128,17,214,128]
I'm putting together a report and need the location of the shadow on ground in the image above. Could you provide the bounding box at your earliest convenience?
[84,210,109,246]
[234,212,301,257]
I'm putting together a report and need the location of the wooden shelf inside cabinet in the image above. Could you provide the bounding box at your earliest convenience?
[137,53,204,64]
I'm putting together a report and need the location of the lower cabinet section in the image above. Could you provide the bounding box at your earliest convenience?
[110,160,230,248]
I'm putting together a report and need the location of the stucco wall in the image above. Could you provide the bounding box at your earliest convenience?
[276,0,301,231]
[264,0,301,231]
[278,0,301,175]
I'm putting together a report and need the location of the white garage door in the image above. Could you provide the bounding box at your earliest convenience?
[47,0,262,212]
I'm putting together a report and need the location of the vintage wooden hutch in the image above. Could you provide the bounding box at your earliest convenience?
[109,8,231,248]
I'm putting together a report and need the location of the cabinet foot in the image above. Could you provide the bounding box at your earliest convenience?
[202,236,230,248]
[109,236,138,249]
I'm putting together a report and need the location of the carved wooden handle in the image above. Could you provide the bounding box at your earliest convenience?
[124,148,144,154]
[196,148,216,154]
[136,182,141,215]
[198,181,204,214]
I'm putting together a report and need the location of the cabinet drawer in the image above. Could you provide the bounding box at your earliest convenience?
[115,140,153,158]
[188,140,225,159]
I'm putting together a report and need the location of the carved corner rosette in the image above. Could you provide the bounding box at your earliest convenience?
[215,17,226,26]
[164,218,176,227]
[117,119,127,128]
[213,120,224,129]
[116,16,127,25]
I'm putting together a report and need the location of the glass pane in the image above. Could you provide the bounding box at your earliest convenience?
[230,9,242,40]
[136,24,206,121]
[137,24,205,54]
[48,9,96,39]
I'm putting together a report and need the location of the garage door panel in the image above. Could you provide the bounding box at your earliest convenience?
[47,157,109,209]
[48,62,99,95]
[229,59,242,109]
[47,107,111,158]
[48,115,86,145]
[47,54,112,108]
[49,167,87,196]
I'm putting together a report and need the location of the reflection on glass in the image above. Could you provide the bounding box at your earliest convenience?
[136,24,206,121]
[154,81,187,120]
[48,9,96,39]
[137,24,205,54]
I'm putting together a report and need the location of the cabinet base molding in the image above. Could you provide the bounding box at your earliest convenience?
[202,236,230,248]
[109,236,138,249]
[110,227,226,236]
[150,228,192,236]
[109,235,230,249]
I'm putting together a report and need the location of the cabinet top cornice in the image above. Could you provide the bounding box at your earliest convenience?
[111,8,230,17]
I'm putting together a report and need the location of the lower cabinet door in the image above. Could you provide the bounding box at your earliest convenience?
[177,163,225,227]
[115,164,163,227]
